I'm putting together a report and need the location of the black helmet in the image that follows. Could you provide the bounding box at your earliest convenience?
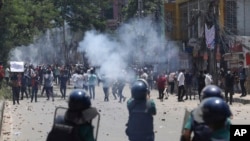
[131,79,149,100]
[201,85,224,100]
[201,97,231,124]
[68,89,91,111]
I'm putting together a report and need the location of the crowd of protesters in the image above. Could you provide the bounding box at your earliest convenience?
[0,61,248,106]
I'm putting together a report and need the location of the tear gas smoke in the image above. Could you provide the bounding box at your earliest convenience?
[10,27,69,66]
[78,17,180,79]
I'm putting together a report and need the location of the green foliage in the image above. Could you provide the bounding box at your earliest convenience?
[0,82,12,100]
[53,0,111,32]
[0,0,113,64]
[123,0,159,21]
[0,0,59,63]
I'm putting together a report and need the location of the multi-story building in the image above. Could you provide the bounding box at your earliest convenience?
[165,0,250,89]
[167,0,250,62]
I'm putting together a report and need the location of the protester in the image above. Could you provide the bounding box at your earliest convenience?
[100,74,111,102]
[224,70,235,105]
[168,72,176,94]
[0,62,4,89]
[177,69,185,102]
[10,72,20,105]
[117,71,126,103]
[59,69,68,99]
[88,69,97,100]
[184,70,193,100]
[204,70,213,86]
[20,73,29,100]
[156,73,167,101]
[197,70,205,101]
[238,61,247,97]
[44,69,54,101]
[4,65,10,85]
[30,71,40,102]
[71,70,84,89]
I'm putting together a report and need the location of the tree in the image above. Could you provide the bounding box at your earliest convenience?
[0,0,3,10]
[122,0,159,21]
[53,0,111,32]
[0,0,59,63]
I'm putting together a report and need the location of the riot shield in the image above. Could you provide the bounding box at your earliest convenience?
[52,107,101,141]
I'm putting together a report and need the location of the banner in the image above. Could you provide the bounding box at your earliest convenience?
[10,61,24,72]
[205,24,215,50]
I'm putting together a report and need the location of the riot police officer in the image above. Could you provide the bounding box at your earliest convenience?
[200,97,231,140]
[126,79,156,141]
[47,89,99,141]
[181,85,229,141]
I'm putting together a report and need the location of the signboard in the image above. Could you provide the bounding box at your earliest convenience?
[10,61,24,72]
[223,53,244,61]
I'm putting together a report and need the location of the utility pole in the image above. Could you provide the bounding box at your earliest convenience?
[62,0,68,64]
[137,0,144,18]
[207,0,219,84]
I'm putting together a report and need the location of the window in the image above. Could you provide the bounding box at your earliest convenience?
[225,0,237,34]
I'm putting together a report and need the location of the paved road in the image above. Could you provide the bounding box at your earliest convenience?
[0,84,250,141]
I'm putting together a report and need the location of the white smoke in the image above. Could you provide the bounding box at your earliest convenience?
[9,27,68,66]
[78,17,180,78]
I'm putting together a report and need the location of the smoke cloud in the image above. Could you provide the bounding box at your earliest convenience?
[9,17,181,77]
[10,27,68,66]
[78,17,180,78]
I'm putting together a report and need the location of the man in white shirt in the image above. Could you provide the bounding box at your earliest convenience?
[177,69,185,102]
[71,70,84,89]
[204,70,213,86]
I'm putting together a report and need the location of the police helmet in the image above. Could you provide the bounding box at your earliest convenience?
[68,89,91,111]
[131,79,150,100]
[201,97,231,124]
[201,85,224,100]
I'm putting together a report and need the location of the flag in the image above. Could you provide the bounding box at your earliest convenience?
[205,24,215,50]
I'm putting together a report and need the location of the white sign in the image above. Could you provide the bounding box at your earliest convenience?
[10,61,24,72]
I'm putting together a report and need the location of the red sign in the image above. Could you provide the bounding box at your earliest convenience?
[230,42,243,52]
[246,53,250,65]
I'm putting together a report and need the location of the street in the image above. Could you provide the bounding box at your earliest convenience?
[0,84,250,141]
